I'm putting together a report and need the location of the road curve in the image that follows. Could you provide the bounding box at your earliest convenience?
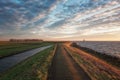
[0,45,51,73]
[47,44,91,80]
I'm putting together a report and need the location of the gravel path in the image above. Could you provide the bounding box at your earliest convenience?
[47,44,91,80]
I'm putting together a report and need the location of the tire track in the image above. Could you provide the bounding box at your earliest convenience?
[47,43,91,80]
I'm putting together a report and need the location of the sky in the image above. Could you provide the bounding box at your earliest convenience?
[0,0,120,41]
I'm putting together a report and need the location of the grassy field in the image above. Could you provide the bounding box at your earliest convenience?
[0,42,52,58]
[65,44,120,80]
[71,43,120,69]
[0,46,55,80]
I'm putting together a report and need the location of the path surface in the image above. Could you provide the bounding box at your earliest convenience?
[66,42,120,79]
[0,45,51,73]
[47,44,91,80]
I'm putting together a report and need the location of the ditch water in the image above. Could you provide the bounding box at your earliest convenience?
[0,45,51,73]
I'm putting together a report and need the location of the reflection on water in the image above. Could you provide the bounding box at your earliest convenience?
[0,45,51,73]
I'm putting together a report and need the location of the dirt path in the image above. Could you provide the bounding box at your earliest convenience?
[47,43,91,80]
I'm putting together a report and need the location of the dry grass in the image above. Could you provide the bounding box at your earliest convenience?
[36,45,57,80]
[64,43,120,80]
[0,41,12,46]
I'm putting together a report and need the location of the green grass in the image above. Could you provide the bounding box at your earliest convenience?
[0,42,53,58]
[0,46,54,80]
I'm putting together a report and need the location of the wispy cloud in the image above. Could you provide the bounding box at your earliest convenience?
[0,0,120,40]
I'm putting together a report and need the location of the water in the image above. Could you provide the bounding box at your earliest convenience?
[0,45,51,73]
[76,41,120,58]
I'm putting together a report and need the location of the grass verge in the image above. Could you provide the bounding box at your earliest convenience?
[65,46,120,80]
[0,42,53,58]
[71,43,120,69]
[0,46,55,80]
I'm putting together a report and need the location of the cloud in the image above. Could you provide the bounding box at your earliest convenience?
[82,23,120,36]
[0,0,120,40]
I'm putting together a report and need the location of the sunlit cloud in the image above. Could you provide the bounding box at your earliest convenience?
[0,0,120,41]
